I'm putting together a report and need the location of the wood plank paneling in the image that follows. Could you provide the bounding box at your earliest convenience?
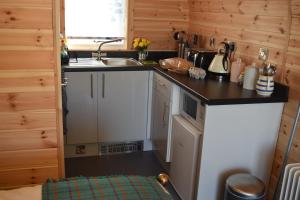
[0,166,58,189]
[0,71,55,93]
[0,129,57,151]
[0,92,55,112]
[0,110,56,130]
[0,0,62,189]
[188,0,299,199]
[0,29,53,50]
[190,0,289,17]
[0,0,52,8]
[0,148,58,171]
[0,51,54,70]
[0,7,52,29]
[131,0,189,50]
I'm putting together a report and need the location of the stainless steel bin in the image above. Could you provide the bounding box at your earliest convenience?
[224,173,265,200]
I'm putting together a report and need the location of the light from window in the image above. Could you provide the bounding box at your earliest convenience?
[65,0,126,47]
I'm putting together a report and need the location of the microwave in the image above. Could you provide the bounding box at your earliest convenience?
[179,89,205,129]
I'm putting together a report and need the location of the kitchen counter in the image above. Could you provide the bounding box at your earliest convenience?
[63,62,289,105]
[153,66,289,105]
[63,58,153,72]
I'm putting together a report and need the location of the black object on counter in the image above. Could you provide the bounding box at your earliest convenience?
[186,49,217,72]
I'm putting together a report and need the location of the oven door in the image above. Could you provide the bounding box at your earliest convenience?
[179,90,203,129]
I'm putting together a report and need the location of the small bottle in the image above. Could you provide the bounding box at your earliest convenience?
[230,58,244,82]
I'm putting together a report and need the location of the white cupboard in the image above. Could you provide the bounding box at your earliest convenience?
[65,72,98,144]
[97,71,150,143]
[65,71,150,146]
[151,72,180,162]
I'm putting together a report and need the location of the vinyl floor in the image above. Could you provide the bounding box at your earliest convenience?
[65,151,181,199]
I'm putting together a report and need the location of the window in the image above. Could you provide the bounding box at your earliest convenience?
[64,0,127,50]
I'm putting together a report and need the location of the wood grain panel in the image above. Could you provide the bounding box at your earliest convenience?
[0,166,58,189]
[0,92,55,112]
[0,7,52,29]
[188,1,299,198]
[0,0,52,8]
[0,71,55,93]
[190,0,289,16]
[0,129,57,151]
[0,110,56,131]
[291,17,300,35]
[190,12,289,35]
[0,0,62,188]
[0,29,53,50]
[268,1,300,198]
[0,51,54,69]
[0,148,58,171]
[131,0,189,50]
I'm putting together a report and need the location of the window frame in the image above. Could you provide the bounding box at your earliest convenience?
[62,0,130,51]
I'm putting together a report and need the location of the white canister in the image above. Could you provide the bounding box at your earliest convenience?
[256,75,274,96]
[243,66,258,90]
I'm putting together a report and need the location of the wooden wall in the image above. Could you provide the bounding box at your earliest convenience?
[188,0,300,199]
[269,0,300,199]
[0,0,63,188]
[129,0,189,50]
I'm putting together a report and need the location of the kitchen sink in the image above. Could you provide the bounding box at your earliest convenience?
[101,58,142,67]
[68,58,142,67]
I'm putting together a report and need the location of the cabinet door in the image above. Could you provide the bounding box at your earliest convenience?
[151,88,170,159]
[98,71,149,143]
[65,72,98,144]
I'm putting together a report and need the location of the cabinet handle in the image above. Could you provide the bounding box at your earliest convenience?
[102,73,105,98]
[61,82,68,87]
[90,74,93,98]
[162,102,168,127]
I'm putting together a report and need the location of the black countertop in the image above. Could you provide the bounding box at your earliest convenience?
[63,63,289,105]
[153,66,289,105]
[64,65,153,72]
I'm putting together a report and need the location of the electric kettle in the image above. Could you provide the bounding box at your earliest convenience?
[208,42,232,81]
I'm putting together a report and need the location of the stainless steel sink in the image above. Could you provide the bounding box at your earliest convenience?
[68,58,142,67]
[101,58,142,67]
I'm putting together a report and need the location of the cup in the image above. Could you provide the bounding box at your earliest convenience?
[243,67,258,90]
[256,75,274,96]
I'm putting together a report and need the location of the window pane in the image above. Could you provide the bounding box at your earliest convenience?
[65,0,125,38]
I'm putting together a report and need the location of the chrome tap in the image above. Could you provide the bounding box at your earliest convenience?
[96,38,123,61]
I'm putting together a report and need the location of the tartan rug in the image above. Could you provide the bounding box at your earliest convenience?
[42,176,173,200]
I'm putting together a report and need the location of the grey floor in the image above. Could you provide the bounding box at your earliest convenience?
[65,151,181,199]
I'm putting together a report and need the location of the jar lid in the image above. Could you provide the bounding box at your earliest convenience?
[226,173,265,198]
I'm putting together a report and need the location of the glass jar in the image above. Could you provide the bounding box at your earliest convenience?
[138,50,148,62]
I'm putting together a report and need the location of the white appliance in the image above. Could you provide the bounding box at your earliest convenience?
[170,115,203,200]
[151,72,180,163]
[179,89,205,129]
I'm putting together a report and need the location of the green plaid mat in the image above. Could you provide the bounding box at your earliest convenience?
[42,176,173,200]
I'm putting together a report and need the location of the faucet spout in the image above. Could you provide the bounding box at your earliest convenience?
[97,38,123,61]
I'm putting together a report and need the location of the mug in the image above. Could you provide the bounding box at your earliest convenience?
[256,75,274,96]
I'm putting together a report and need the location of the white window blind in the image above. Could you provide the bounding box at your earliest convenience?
[65,0,126,48]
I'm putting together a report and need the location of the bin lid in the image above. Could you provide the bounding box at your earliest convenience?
[226,173,265,198]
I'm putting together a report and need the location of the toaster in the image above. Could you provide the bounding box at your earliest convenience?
[186,49,217,72]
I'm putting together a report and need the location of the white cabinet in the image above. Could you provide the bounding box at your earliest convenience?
[97,71,149,143]
[65,72,98,144]
[152,84,170,160]
[151,72,180,162]
[195,103,284,200]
